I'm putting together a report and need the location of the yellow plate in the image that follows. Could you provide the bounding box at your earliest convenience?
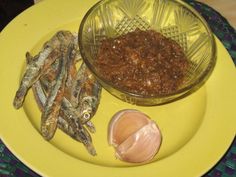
[0,0,236,177]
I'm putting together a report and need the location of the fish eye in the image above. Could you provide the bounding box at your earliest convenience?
[83,112,91,120]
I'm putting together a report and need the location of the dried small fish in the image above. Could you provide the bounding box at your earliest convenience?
[75,122,97,156]
[43,59,101,130]
[72,33,82,63]
[13,30,74,109]
[44,31,75,50]
[32,81,46,112]
[41,44,70,140]
[33,82,76,138]
[40,44,79,99]
[40,75,96,134]
[64,44,78,99]
[71,62,102,124]
[17,31,100,155]
[61,98,96,155]
[13,47,59,109]
[33,79,97,155]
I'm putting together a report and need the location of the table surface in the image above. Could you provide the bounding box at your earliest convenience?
[33,0,236,29]
[198,0,236,29]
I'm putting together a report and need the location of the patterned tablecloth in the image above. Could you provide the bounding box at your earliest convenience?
[0,0,235,176]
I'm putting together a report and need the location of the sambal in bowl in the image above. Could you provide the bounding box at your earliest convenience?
[78,0,216,105]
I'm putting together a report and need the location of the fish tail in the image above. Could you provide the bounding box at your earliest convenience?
[84,142,97,156]
[41,113,58,140]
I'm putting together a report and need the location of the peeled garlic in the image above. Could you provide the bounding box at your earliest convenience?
[108,109,162,163]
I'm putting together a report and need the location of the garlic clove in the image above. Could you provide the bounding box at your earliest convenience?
[108,109,162,163]
[108,109,151,147]
[115,121,162,163]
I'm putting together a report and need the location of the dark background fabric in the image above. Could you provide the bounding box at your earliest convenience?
[0,0,34,31]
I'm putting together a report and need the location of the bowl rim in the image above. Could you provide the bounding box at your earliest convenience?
[78,0,217,99]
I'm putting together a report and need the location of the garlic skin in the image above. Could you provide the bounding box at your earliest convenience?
[108,109,162,163]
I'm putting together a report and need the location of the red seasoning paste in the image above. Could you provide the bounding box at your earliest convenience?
[95,29,189,96]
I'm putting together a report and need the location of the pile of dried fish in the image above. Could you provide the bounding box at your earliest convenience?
[13,31,101,156]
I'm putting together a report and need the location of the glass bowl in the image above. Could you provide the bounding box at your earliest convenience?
[78,0,216,106]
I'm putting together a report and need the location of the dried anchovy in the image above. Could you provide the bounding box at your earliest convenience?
[13,47,58,109]
[16,31,100,155]
[71,62,102,124]
[33,81,97,155]
[13,31,74,109]
[40,44,70,140]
